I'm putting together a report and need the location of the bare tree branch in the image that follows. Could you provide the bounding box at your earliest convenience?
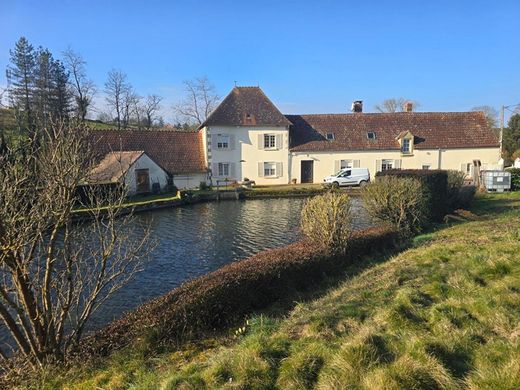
[173,77,219,126]
[0,121,151,368]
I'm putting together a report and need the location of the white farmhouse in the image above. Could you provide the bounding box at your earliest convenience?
[90,130,208,190]
[199,87,501,184]
[199,86,292,185]
[88,151,168,195]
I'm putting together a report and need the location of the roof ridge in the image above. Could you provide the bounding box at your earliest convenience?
[286,111,481,117]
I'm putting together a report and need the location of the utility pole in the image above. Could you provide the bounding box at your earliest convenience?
[500,105,505,159]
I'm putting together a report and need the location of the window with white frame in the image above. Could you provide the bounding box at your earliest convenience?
[218,162,230,177]
[381,159,394,171]
[216,134,230,149]
[401,138,411,154]
[264,134,276,149]
[264,162,276,177]
[326,133,335,140]
[341,160,353,169]
[367,131,376,140]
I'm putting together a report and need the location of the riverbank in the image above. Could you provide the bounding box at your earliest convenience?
[30,193,520,389]
[72,184,332,219]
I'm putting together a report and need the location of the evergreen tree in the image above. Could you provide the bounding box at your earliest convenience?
[51,59,72,120]
[34,47,54,125]
[503,114,520,160]
[6,37,36,132]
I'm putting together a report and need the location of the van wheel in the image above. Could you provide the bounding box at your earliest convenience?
[332,182,340,189]
[359,180,367,187]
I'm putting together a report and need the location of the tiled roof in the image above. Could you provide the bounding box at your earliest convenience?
[89,130,207,174]
[286,111,499,152]
[200,86,291,128]
[88,151,145,184]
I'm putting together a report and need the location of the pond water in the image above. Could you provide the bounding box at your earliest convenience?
[89,196,372,330]
[0,196,373,345]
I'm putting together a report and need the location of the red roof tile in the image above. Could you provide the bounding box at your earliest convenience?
[89,130,206,174]
[287,111,499,152]
[201,86,291,128]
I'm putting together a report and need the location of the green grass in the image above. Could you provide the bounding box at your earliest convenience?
[25,193,520,389]
[73,191,181,214]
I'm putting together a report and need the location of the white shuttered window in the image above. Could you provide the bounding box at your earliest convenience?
[257,162,283,178]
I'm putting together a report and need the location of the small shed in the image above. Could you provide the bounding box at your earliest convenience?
[88,151,168,196]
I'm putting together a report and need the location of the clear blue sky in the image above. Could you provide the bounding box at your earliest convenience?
[1,0,519,121]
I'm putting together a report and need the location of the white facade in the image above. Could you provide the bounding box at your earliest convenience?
[200,125,500,184]
[291,147,501,184]
[202,125,290,185]
[123,153,169,195]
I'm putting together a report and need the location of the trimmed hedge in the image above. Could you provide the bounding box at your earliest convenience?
[376,169,448,222]
[509,168,520,191]
[79,225,400,357]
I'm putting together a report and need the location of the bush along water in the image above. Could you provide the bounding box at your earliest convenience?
[300,191,352,255]
[362,175,428,237]
[376,169,448,222]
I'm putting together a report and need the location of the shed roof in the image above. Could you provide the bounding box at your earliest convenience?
[88,151,145,184]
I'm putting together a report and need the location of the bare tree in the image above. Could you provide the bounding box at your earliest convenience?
[0,121,150,368]
[375,98,420,113]
[471,105,498,128]
[142,94,163,129]
[173,76,219,125]
[104,69,130,129]
[62,48,96,121]
[121,87,139,128]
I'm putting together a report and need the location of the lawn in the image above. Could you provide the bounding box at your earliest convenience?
[26,193,520,389]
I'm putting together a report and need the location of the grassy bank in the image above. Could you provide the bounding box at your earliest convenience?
[24,194,520,388]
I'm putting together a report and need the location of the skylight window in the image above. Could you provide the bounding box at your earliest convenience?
[367,132,376,140]
[326,133,335,141]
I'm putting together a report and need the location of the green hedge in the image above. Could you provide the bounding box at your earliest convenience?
[376,169,448,222]
[510,168,520,191]
[79,225,400,357]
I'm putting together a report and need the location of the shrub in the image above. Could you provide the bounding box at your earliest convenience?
[457,185,477,209]
[362,176,428,235]
[376,169,448,221]
[300,191,352,254]
[509,168,520,191]
[199,181,209,191]
[446,170,476,210]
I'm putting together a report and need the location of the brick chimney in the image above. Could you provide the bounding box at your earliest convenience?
[351,100,363,113]
[404,101,413,112]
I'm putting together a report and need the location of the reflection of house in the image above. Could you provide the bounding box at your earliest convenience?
[89,151,168,195]
[89,130,208,190]
[199,86,501,184]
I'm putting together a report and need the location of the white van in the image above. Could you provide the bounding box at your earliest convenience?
[324,168,370,188]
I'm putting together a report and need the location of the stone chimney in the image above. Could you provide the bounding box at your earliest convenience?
[404,101,414,112]
[351,100,363,113]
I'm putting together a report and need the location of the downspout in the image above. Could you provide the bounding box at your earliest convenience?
[437,148,442,169]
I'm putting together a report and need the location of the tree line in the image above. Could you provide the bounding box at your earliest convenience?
[3,37,220,135]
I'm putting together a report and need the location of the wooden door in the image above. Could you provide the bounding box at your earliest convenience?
[301,160,314,183]
[135,169,150,193]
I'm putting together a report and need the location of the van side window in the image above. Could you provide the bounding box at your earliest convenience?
[340,170,351,177]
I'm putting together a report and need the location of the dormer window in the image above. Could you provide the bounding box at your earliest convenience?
[367,132,376,140]
[326,133,335,141]
[396,131,414,155]
[401,138,411,154]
